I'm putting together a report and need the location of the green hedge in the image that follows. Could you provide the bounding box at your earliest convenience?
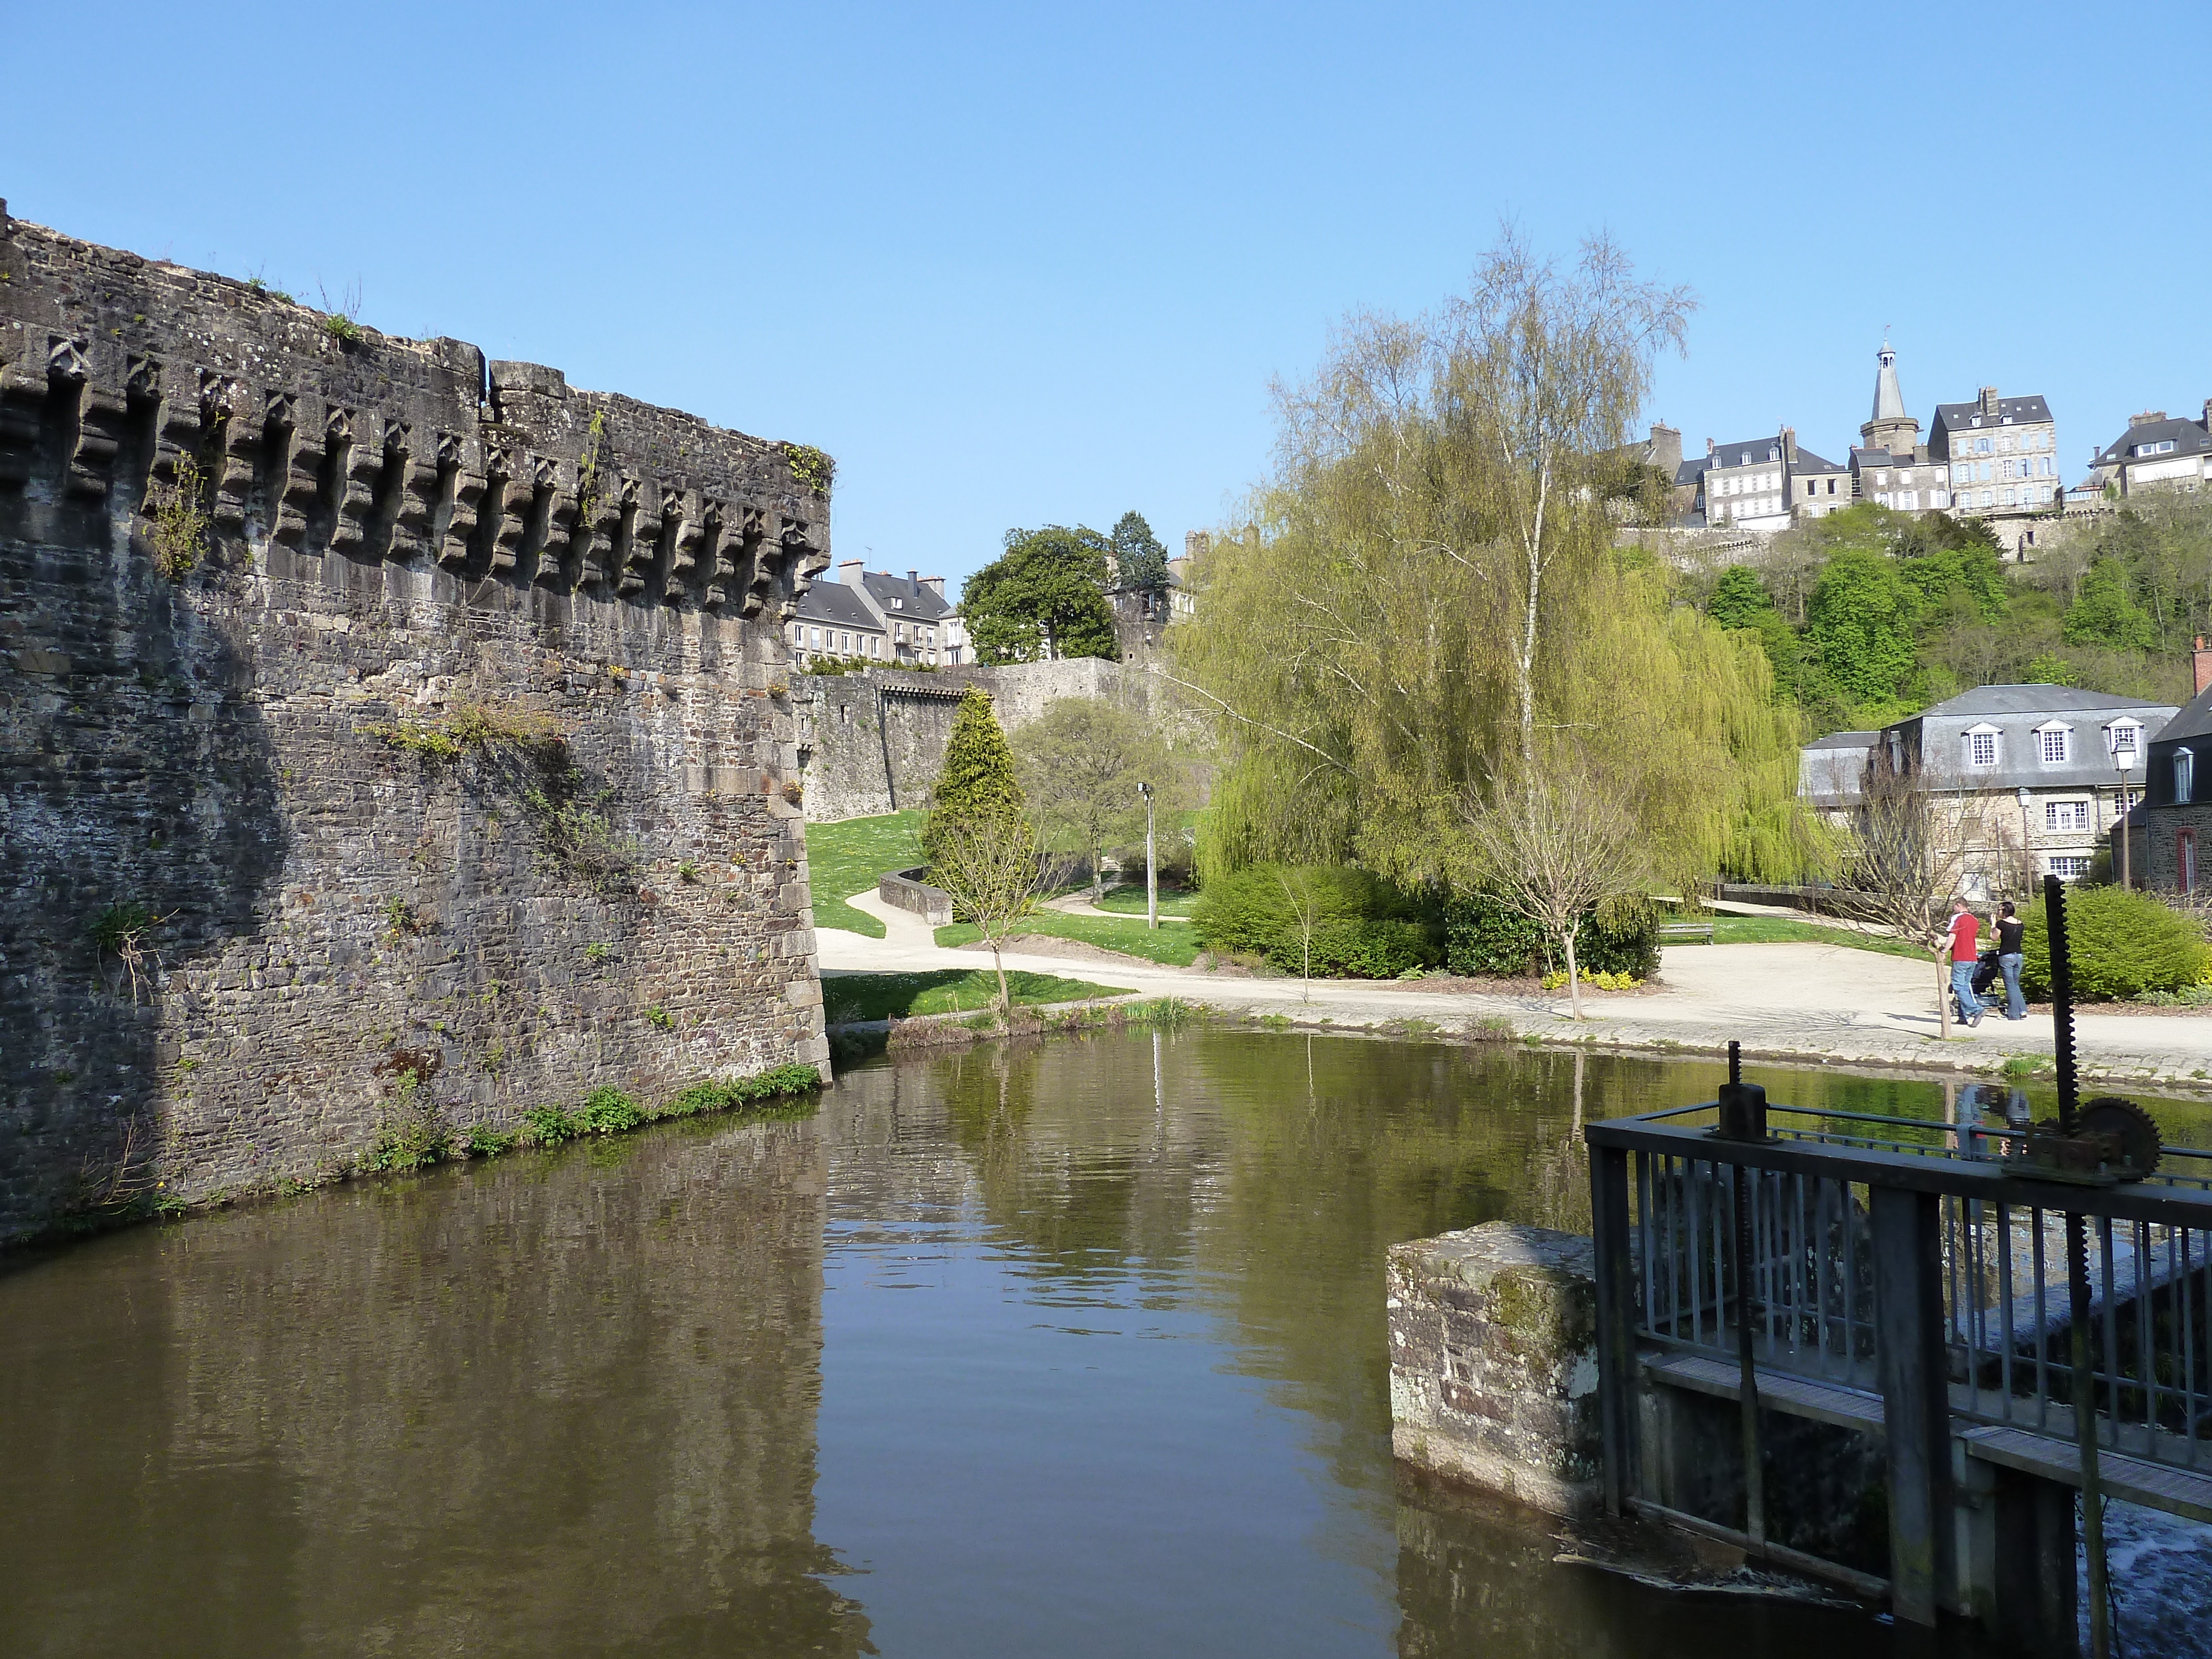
[2020,889,2211,1001]
[1192,864,1441,979]
[1267,917,1436,979]
[1442,891,1660,980]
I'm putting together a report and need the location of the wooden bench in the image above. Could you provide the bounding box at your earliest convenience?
[1657,920,1714,945]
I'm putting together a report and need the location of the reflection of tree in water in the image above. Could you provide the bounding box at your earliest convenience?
[0,1118,870,1657]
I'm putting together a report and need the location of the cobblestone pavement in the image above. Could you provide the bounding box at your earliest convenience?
[817,894,2212,1091]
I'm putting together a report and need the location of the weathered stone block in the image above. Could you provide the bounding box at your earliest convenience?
[0,207,838,1240]
[1387,1222,1602,1517]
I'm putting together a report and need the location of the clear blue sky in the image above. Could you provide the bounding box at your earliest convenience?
[9,3,2205,591]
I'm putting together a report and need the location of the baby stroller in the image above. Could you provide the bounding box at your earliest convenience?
[1970,949,2001,1000]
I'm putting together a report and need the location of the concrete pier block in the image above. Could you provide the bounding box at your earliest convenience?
[1387,1222,1603,1518]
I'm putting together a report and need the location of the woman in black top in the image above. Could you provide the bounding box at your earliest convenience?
[1994,900,2027,1021]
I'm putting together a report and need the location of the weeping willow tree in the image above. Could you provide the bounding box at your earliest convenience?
[1171,231,1822,893]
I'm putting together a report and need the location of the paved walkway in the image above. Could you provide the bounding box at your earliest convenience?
[817,893,2212,1088]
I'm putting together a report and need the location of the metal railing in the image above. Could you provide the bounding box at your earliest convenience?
[1619,1102,2212,1465]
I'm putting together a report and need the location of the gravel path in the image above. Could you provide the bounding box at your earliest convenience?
[817,890,2212,1089]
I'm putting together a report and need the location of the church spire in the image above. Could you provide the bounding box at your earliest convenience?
[1861,337,1921,457]
[1871,339,1907,422]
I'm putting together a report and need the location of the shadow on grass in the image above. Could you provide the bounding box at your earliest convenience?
[822,969,1136,1024]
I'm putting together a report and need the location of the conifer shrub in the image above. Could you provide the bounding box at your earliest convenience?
[1443,891,1660,980]
[922,689,1024,873]
[2020,888,2211,1001]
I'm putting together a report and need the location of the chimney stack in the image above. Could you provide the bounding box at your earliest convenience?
[1185,530,1210,559]
[2196,636,2212,698]
[2203,398,2212,431]
[838,559,864,586]
[1781,425,1798,465]
[921,575,944,598]
[2135,411,2169,429]
[1979,387,2000,418]
[1705,437,1716,458]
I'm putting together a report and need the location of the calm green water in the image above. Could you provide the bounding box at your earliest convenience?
[9,1034,2198,1657]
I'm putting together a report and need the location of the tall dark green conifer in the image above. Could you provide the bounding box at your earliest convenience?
[924,690,1024,869]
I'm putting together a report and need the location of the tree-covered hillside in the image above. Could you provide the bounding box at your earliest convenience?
[1696,499,2210,735]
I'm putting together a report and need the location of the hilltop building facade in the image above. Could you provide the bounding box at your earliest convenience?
[1929,387,2060,552]
[788,564,968,670]
[2086,403,2212,498]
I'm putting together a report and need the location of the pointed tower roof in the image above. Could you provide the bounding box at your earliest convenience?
[1871,340,1907,422]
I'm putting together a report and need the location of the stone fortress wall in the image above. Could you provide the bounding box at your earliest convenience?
[794,657,1149,822]
[0,206,832,1240]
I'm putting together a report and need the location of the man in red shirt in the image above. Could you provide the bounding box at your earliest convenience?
[1943,898,1984,1027]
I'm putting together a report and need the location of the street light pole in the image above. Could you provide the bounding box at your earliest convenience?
[1138,781,1157,929]
[2105,723,2136,889]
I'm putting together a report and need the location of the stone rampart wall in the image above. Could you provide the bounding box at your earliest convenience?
[795,658,1156,822]
[0,208,831,1240]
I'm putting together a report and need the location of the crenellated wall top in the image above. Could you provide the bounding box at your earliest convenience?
[0,207,830,617]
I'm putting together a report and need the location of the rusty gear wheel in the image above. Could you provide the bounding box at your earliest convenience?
[2079,1096,2162,1180]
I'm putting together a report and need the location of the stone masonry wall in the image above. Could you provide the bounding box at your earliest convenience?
[794,657,1155,822]
[1387,1222,1604,1519]
[0,208,832,1240]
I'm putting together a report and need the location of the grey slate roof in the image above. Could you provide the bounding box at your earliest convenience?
[861,571,954,621]
[2095,415,2212,467]
[1793,446,1846,474]
[1805,729,1879,751]
[2150,681,2212,748]
[1888,684,2177,792]
[793,580,885,632]
[1918,685,2152,719]
[1709,437,1788,469]
[1932,395,2054,436]
[1675,456,1709,486]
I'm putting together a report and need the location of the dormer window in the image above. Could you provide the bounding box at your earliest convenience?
[2038,724,2071,765]
[2178,747,2197,806]
[890,597,904,609]
[2138,440,2177,458]
[2109,720,2141,757]
[1965,726,1999,768]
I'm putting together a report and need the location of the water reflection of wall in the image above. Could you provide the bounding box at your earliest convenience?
[0,1118,869,1657]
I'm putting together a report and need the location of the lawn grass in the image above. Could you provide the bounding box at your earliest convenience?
[1706,914,1932,961]
[805,810,925,937]
[1091,883,1196,919]
[933,910,1204,967]
[822,969,1134,1022]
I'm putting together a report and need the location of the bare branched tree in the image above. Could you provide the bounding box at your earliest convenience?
[926,811,1046,1015]
[1274,868,1321,1003]
[1843,747,1983,1037]
[1462,766,1647,1021]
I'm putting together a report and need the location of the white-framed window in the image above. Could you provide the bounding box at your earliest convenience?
[2049,855,2093,880]
[1902,491,1921,510]
[809,627,822,647]
[2046,800,2090,832]
[2109,719,2141,757]
[2177,747,2196,805]
[1934,491,1951,508]
[2138,439,2177,457]
[1967,729,1999,767]
[2039,726,2070,764]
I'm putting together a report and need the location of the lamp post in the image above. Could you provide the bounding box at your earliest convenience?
[1138,781,1157,929]
[2105,722,2137,888]
[2017,787,2034,893]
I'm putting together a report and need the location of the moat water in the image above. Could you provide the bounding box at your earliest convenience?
[6,1032,2212,1657]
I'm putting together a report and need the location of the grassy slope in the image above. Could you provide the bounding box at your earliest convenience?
[822,969,1134,1022]
[1706,914,1932,961]
[805,811,925,938]
[935,910,1204,967]
[1092,883,1196,919]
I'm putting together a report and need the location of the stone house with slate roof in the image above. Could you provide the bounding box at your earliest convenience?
[786,562,969,670]
[787,575,889,670]
[1681,429,1849,531]
[2133,641,2212,893]
[1929,386,2061,555]
[1864,685,2177,889]
[2086,404,2212,500]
